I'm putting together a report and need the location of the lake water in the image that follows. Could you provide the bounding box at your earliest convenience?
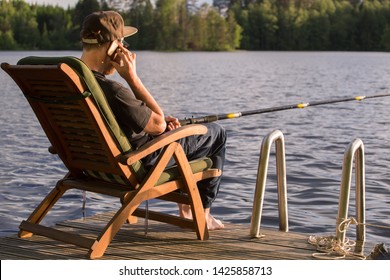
[0,51,389,247]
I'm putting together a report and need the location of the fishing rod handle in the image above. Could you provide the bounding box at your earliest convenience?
[179,115,219,126]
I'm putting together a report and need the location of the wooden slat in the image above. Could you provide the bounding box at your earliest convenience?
[64,134,100,144]
[19,221,96,249]
[68,145,106,155]
[0,237,82,259]
[132,209,195,229]
[47,104,85,113]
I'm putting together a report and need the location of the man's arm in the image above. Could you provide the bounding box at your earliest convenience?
[113,46,166,135]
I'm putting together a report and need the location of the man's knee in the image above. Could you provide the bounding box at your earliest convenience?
[206,123,227,144]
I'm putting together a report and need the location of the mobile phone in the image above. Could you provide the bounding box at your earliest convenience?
[107,40,119,59]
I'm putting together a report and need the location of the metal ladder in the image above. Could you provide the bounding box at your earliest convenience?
[250,130,288,237]
[249,131,366,245]
[336,138,366,245]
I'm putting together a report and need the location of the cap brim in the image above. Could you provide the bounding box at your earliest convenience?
[123,26,138,38]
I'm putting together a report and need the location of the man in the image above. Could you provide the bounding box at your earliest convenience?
[80,11,226,230]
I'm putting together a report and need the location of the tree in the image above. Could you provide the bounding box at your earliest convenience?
[356,0,387,51]
[0,0,18,49]
[69,0,101,48]
[381,25,390,51]
[229,2,251,49]
[205,7,229,50]
[154,0,188,50]
[72,0,101,32]
[36,5,73,49]
[226,10,242,49]
[125,0,156,49]
[328,0,356,50]
[0,30,18,49]
[10,0,40,49]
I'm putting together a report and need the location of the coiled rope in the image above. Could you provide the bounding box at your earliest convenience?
[308,217,390,260]
[308,235,364,260]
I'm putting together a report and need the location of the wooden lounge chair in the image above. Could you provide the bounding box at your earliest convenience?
[1,56,221,259]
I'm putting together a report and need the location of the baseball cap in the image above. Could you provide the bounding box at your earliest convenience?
[80,11,138,44]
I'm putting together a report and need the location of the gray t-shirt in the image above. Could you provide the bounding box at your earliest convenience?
[93,71,152,148]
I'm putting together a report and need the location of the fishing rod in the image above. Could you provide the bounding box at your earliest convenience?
[179,92,390,126]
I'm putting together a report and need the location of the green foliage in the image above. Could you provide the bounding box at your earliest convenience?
[1,0,389,51]
[382,25,390,51]
[36,5,74,49]
[1,0,39,49]
[125,0,156,49]
[231,0,390,51]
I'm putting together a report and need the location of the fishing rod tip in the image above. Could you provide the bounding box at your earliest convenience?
[297,103,309,108]
[355,96,366,101]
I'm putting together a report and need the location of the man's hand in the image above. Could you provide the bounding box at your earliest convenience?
[111,43,137,84]
[165,115,181,131]
[111,45,168,135]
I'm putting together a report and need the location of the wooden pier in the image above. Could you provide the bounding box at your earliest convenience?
[0,212,373,260]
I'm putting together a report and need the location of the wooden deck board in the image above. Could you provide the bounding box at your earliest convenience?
[0,213,373,260]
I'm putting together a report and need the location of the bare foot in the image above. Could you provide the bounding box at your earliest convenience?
[178,204,192,219]
[205,208,224,230]
[178,204,225,230]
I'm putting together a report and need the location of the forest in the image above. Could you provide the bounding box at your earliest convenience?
[0,0,389,51]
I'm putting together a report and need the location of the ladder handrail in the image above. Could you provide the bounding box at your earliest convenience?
[336,138,366,244]
[250,130,288,238]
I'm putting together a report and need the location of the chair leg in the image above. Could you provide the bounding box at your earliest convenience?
[19,182,67,238]
[173,145,209,240]
[88,144,180,259]
[87,188,154,259]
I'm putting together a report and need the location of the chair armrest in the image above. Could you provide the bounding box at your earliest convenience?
[119,124,207,165]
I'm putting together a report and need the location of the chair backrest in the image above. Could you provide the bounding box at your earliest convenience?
[3,56,147,186]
